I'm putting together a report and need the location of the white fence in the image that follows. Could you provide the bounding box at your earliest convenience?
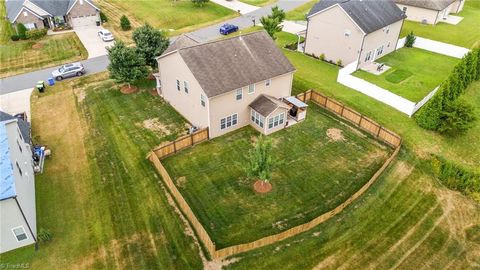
[412,86,439,115]
[396,37,469,59]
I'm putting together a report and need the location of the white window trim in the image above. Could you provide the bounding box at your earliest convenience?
[12,226,28,242]
[251,109,265,128]
[184,81,189,93]
[377,45,384,56]
[23,11,28,17]
[200,94,206,107]
[235,88,243,100]
[248,84,255,94]
[176,79,180,91]
[265,79,271,87]
[268,112,285,129]
[220,113,238,130]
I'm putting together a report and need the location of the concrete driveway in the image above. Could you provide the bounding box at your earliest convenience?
[74,26,114,59]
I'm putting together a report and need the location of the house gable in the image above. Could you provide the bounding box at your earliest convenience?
[308,4,365,35]
[66,0,99,16]
[12,6,44,23]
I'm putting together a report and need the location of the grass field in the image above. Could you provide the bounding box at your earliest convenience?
[285,0,315,21]
[0,33,88,78]
[400,0,480,48]
[353,48,460,102]
[238,0,277,7]
[98,0,237,37]
[0,75,203,269]
[163,105,391,248]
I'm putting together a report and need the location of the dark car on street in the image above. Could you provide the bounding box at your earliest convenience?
[219,24,239,35]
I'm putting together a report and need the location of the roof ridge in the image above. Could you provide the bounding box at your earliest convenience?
[178,31,267,51]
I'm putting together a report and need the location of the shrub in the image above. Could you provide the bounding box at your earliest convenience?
[120,15,131,31]
[404,31,416,48]
[17,23,28,40]
[431,155,480,196]
[38,228,53,242]
[191,0,209,6]
[336,59,343,67]
[284,42,297,51]
[437,100,476,136]
[10,34,20,41]
[319,53,325,61]
[26,28,47,40]
[100,11,108,23]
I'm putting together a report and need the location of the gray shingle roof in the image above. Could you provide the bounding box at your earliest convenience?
[249,95,290,117]
[162,34,200,55]
[174,31,295,98]
[6,0,98,22]
[394,0,456,11]
[0,111,30,144]
[308,0,405,34]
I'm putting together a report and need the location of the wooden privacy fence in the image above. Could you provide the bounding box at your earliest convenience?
[147,90,403,259]
[151,128,209,159]
[296,90,402,148]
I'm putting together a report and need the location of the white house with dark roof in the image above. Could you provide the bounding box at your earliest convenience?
[155,31,308,138]
[5,0,100,30]
[395,0,465,24]
[303,0,406,70]
[0,112,36,254]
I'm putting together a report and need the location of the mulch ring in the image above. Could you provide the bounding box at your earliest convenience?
[147,73,156,80]
[120,85,138,94]
[32,43,44,49]
[253,180,272,194]
[150,88,158,96]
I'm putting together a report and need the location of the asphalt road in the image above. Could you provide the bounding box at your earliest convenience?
[0,0,308,95]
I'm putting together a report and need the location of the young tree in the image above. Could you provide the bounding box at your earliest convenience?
[17,23,27,40]
[270,5,286,22]
[191,0,209,7]
[260,16,282,39]
[133,24,170,69]
[107,41,148,89]
[120,15,131,31]
[405,31,416,48]
[247,136,273,182]
[438,100,476,136]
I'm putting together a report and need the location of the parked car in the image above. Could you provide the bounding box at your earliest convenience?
[219,24,239,35]
[52,63,85,81]
[98,29,114,42]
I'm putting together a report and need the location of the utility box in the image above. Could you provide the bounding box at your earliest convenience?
[47,77,55,86]
[36,81,45,93]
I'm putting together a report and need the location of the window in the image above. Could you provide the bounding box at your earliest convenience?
[344,29,351,37]
[387,41,391,48]
[184,81,189,93]
[235,88,243,100]
[17,140,22,153]
[12,227,28,242]
[23,11,28,17]
[268,113,285,129]
[16,162,22,176]
[248,84,255,94]
[377,45,384,56]
[364,51,372,62]
[251,110,264,128]
[200,94,206,107]
[176,80,180,91]
[265,79,271,87]
[220,114,238,130]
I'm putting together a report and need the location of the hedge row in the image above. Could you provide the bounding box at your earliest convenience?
[431,155,480,197]
[415,48,480,131]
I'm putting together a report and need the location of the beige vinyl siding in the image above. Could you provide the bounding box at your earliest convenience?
[265,107,288,135]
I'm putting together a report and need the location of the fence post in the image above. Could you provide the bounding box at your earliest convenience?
[376,126,382,137]
[340,105,345,116]
[303,92,306,102]
[358,115,363,127]
[190,133,194,145]
[173,141,177,153]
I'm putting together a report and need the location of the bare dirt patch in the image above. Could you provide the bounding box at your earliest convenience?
[141,118,172,135]
[120,85,138,94]
[32,43,43,49]
[326,128,345,142]
[253,180,272,193]
[176,176,187,189]
[150,89,158,96]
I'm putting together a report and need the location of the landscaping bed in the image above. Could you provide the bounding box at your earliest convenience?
[353,48,459,102]
[162,104,392,248]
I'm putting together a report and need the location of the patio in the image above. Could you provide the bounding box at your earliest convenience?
[360,62,391,75]
[439,15,464,25]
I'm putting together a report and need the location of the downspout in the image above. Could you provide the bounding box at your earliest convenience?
[303,17,310,53]
[355,33,367,70]
[434,10,440,24]
[395,18,406,51]
[14,197,38,250]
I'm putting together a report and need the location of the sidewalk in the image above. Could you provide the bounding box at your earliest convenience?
[210,0,259,14]
[281,20,306,35]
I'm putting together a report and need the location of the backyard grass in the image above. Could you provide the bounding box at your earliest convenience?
[400,0,480,48]
[0,33,88,78]
[352,48,460,102]
[98,0,237,36]
[0,74,203,269]
[162,104,391,248]
[285,0,315,21]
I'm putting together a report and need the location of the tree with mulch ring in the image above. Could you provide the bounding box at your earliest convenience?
[120,85,138,94]
[107,41,148,93]
[247,135,274,193]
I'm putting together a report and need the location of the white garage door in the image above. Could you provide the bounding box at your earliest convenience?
[71,14,98,28]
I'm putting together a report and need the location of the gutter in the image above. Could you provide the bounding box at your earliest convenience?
[302,17,310,53]
[395,18,406,51]
[14,197,38,250]
[434,10,440,24]
[355,33,367,70]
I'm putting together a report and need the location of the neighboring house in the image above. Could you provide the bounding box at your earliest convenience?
[5,0,100,30]
[304,0,406,70]
[0,112,36,254]
[155,31,308,138]
[395,0,465,24]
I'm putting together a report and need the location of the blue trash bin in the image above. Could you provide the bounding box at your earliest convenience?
[47,77,55,86]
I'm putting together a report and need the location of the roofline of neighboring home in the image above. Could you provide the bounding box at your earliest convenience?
[307,3,366,35]
[208,70,296,100]
[156,49,178,60]
[66,0,99,15]
[397,1,455,11]
[12,6,46,22]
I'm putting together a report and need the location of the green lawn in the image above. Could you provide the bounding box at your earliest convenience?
[0,33,88,78]
[101,0,237,35]
[238,0,277,7]
[352,48,460,102]
[0,75,203,269]
[401,0,480,48]
[285,0,315,21]
[162,104,391,248]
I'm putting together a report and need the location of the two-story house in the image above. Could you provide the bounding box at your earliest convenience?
[303,0,406,70]
[395,0,465,25]
[155,31,307,138]
[0,112,36,254]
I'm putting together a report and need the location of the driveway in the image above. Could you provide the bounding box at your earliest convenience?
[74,26,114,59]
[210,0,259,14]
